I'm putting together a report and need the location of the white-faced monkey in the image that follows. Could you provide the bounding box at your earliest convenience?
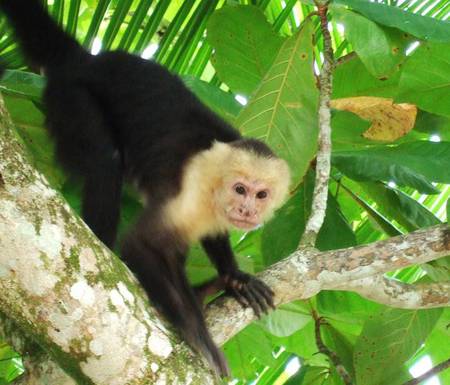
[0,0,290,376]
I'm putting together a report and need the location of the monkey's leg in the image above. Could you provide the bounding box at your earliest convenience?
[44,84,123,248]
[201,234,275,317]
[121,235,230,377]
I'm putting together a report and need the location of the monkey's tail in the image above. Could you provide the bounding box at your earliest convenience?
[0,0,88,71]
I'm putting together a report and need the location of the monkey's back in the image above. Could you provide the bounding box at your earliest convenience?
[44,51,240,199]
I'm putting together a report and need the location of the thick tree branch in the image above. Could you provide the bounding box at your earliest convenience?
[300,1,334,247]
[336,275,450,309]
[402,357,450,385]
[207,225,450,345]
[0,313,75,385]
[0,95,216,385]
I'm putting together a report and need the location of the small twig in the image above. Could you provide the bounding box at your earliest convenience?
[402,358,450,385]
[300,0,335,247]
[312,310,353,385]
[336,52,357,66]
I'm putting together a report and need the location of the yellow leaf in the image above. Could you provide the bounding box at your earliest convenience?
[331,96,417,141]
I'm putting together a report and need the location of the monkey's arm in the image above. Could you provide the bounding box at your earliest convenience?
[121,229,229,377]
[201,234,274,316]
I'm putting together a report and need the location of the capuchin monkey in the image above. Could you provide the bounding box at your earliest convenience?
[0,0,290,376]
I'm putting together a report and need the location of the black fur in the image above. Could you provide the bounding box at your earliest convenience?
[0,0,275,376]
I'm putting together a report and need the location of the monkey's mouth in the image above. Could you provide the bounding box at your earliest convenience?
[228,217,259,230]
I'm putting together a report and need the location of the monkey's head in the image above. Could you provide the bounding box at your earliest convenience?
[213,139,291,230]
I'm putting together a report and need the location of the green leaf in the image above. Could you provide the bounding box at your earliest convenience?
[322,324,355,377]
[335,0,450,43]
[258,301,310,337]
[333,7,410,79]
[317,291,381,325]
[207,5,284,96]
[223,324,275,379]
[262,171,355,264]
[182,75,241,122]
[396,42,450,118]
[340,181,402,237]
[0,342,23,383]
[331,110,372,151]
[236,20,319,184]
[354,308,442,385]
[414,111,450,142]
[333,57,401,99]
[0,70,45,103]
[333,142,450,194]
[361,182,441,231]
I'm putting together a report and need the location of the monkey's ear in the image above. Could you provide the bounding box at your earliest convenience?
[270,158,291,209]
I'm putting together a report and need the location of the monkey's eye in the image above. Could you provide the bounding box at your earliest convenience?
[256,190,268,199]
[235,185,246,195]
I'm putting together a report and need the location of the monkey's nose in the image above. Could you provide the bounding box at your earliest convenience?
[238,207,255,218]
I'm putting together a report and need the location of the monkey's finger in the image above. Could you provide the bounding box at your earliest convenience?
[247,282,271,314]
[240,284,263,318]
[228,286,250,308]
[251,280,275,309]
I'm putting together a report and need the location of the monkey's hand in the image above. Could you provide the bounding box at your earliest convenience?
[223,271,275,317]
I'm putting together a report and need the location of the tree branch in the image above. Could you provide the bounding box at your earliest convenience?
[336,275,450,309]
[0,312,75,385]
[402,357,450,385]
[300,1,334,247]
[0,95,216,385]
[207,224,450,345]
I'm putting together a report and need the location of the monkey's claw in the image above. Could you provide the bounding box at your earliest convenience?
[224,271,275,317]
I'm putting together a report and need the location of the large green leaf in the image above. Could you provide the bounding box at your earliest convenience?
[182,75,241,122]
[207,5,284,96]
[262,171,355,264]
[340,181,402,237]
[421,310,450,384]
[223,323,275,379]
[414,110,450,142]
[333,141,450,194]
[354,308,442,385]
[322,323,355,377]
[333,7,410,79]
[331,110,372,151]
[396,42,450,118]
[258,301,310,337]
[336,0,450,43]
[236,20,318,184]
[317,291,380,325]
[0,342,23,383]
[361,182,442,231]
[333,57,401,99]
[0,70,44,103]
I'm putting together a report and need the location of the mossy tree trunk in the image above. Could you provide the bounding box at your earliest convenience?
[0,95,217,385]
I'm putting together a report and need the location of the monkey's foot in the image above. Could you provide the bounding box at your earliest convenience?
[224,271,275,317]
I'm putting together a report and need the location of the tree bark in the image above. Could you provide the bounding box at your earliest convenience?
[0,95,216,385]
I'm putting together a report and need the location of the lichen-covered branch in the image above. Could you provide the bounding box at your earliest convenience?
[207,225,450,345]
[0,312,76,385]
[300,1,334,247]
[0,95,216,385]
[336,275,450,309]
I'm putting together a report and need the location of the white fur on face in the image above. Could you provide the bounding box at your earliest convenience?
[163,141,291,242]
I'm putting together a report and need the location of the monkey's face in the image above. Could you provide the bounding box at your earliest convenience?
[219,177,274,230]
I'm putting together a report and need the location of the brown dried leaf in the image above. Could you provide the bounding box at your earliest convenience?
[331,96,417,141]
